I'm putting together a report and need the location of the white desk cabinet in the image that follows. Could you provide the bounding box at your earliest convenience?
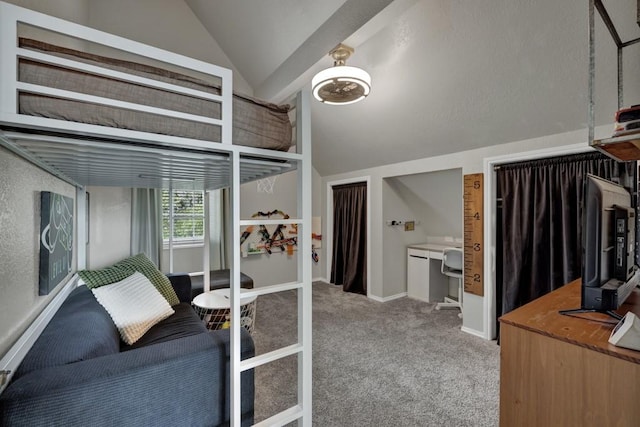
[407,247,449,303]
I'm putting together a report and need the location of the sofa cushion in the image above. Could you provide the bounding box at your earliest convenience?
[15,285,120,378]
[79,253,180,306]
[92,272,175,345]
[121,303,207,350]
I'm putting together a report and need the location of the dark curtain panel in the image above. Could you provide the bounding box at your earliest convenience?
[331,182,367,294]
[497,152,635,319]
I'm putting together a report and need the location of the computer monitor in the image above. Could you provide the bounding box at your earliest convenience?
[560,174,639,319]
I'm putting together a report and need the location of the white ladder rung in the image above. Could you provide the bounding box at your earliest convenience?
[252,405,303,427]
[241,343,302,371]
[241,281,302,298]
[239,218,301,226]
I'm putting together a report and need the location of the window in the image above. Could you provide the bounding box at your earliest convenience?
[162,189,204,243]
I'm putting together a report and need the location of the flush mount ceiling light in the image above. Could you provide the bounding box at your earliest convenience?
[312,44,371,105]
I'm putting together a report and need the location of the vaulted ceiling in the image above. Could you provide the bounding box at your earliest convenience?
[36,0,640,176]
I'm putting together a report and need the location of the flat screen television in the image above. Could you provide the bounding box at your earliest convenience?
[560,174,639,320]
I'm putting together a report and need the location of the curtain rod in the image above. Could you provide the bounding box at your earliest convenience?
[493,151,612,171]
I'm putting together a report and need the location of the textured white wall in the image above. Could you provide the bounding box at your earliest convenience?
[3,0,89,24]
[239,171,298,287]
[382,179,422,297]
[161,245,205,274]
[390,170,463,238]
[86,0,252,94]
[86,187,130,269]
[0,147,76,357]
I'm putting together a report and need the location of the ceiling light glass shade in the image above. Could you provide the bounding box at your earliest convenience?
[312,65,371,105]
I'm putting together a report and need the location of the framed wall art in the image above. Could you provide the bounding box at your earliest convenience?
[39,191,74,295]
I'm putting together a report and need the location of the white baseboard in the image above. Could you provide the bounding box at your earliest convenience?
[310,281,407,303]
[368,292,407,303]
[0,274,79,394]
[461,326,488,340]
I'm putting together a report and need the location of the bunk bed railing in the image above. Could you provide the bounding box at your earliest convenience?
[0,1,233,149]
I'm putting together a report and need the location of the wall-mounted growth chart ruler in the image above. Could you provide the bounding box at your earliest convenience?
[463,173,484,296]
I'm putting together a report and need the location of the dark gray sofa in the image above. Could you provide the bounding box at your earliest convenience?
[0,274,254,427]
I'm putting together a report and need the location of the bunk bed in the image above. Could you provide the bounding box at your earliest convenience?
[0,15,297,189]
[0,2,312,427]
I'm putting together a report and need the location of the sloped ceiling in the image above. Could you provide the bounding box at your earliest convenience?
[187,0,639,176]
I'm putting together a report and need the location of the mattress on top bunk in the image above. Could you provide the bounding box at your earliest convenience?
[17,38,292,151]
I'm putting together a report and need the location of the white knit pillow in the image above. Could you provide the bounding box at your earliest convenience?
[91,271,175,345]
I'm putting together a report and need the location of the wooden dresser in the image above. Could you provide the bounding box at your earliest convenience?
[499,279,640,427]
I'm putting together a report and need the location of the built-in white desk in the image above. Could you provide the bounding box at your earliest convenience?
[406,242,460,303]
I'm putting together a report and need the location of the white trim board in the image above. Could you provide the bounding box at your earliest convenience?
[368,292,407,303]
[461,326,487,340]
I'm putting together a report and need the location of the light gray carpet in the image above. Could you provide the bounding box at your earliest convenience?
[252,282,500,426]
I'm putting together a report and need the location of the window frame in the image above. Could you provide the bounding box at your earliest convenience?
[162,188,205,247]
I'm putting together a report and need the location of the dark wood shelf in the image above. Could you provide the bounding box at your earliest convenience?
[591,133,640,161]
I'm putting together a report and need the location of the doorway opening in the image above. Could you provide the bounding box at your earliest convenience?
[326,177,371,297]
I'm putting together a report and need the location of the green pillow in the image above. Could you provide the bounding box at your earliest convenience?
[78,265,134,288]
[78,254,180,306]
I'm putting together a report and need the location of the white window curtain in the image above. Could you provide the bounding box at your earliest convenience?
[131,188,163,266]
[209,188,229,270]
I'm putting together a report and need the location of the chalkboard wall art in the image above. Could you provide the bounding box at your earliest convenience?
[39,191,74,295]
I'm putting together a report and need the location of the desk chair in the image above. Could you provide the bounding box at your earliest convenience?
[435,247,463,318]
